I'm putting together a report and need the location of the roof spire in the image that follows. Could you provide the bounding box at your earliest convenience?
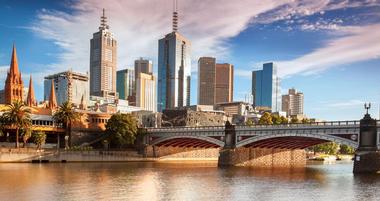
[10,43,20,76]
[172,0,178,32]
[48,80,57,109]
[99,8,109,30]
[26,75,37,107]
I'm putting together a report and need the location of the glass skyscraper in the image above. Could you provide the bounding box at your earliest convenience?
[116,69,135,104]
[252,62,281,112]
[157,6,191,112]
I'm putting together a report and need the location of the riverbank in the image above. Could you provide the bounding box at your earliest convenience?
[308,154,353,161]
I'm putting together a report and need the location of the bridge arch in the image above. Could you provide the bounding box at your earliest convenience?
[236,133,358,149]
[150,135,225,147]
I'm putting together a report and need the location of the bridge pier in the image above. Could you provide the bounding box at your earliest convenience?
[353,111,380,174]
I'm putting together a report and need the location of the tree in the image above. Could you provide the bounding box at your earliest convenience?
[22,128,32,148]
[280,116,289,124]
[290,116,300,124]
[312,142,339,155]
[33,131,46,150]
[258,112,273,125]
[53,101,79,149]
[339,144,355,155]
[245,119,255,126]
[271,114,282,125]
[302,118,311,124]
[2,100,32,148]
[105,113,138,147]
[0,115,7,137]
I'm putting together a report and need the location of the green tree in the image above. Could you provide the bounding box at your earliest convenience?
[290,116,300,124]
[339,144,355,155]
[0,115,7,137]
[258,112,273,125]
[32,131,46,150]
[245,119,255,126]
[271,114,282,125]
[302,118,311,124]
[312,142,339,155]
[105,113,138,147]
[22,128,32,148]
[280,116,289,124]
[53,101,79,149]
[2,100,32,148]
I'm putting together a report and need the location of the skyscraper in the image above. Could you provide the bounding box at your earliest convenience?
[198,58,234,105]
[252,62,281,112]
[198,57,216,105]
[215,63,234,104]
[136,73,156,112]
[90,9,118,99]
[157,1,191,111]
[282,88,304,116]
[135,58,153,77]
[44,71,89,107]
[116,69,135,104]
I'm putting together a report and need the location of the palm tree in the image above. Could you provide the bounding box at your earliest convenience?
[2,100,32,148]
[53,101,79,149]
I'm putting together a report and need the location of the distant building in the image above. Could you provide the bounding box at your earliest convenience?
[44,71,89,107]
[134,58,153,77]
[282,88,304,116]
[116,69,135,104]
[252,62,281,112]
[90,9,118,99]
[4,45,24,104]
[136,72,156,112]
[198,57,216,105]
[157,5,191,111]
[215,63,234,104]
[198,57,234,105]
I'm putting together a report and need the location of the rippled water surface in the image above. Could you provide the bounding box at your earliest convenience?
[0,161,380,201]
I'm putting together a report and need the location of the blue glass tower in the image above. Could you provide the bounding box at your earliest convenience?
[252,62,281,112]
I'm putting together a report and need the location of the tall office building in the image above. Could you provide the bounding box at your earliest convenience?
[135,58,153,77]
[157,1,191,111]
[198,57,216,105]
[252,62,281,112]
[282,88,304,116]
[215,63,234,104]
[44,71,89,107]
[90,9,118,99]
[116,69,135,104]
[136,73,156,112]
[198,58,234,105]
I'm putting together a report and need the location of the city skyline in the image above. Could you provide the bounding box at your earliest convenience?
[0,0,380,120]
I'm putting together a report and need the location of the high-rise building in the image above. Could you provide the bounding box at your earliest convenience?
[215,63,234,104]
[135,58,153,77]
[198,57,216,105]
[252,62,281,112]
[282,88,304,116]
[157,1,191,111]
[4,45,24,104]
[136,73,156,112]
[198,57,234,105]
[90,9,118,99]
[116,69,135,104]
[44,71,89,107]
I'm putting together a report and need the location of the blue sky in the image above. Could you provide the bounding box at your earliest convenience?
[0,0,380,120]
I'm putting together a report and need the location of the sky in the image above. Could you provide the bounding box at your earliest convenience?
[0,0,380,121]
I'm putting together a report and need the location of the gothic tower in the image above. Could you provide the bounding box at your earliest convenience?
[4,44,24,104]
[26,75,37,107]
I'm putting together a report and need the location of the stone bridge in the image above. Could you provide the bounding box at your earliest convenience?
[144,119,380,172]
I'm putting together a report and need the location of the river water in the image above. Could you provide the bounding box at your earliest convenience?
[0,161,379,201]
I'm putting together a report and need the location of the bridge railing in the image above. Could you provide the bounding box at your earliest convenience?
[146,125,225,133]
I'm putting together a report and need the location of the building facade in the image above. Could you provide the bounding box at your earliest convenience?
[198,57,216,105]
[90,9,118,99]
[44,71,89,107]
[116,69,135,104]
[215,63,234,104]
[4,45,24,104]
[282,88,304,116]
[136,73,156,112]
[157,6,191,111]
[252,62,281,112]
[135,58,153,77]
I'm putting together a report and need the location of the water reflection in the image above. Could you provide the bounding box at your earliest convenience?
[0,161,379,201]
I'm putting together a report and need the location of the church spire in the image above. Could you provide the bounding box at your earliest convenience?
[172,0,178,32]
[26,75,36,107]
[48,80,57,109]
[10,44,20,76]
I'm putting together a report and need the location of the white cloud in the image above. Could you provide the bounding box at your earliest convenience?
[277,24,380,77]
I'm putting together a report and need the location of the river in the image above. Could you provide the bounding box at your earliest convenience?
[0,161,379,201]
